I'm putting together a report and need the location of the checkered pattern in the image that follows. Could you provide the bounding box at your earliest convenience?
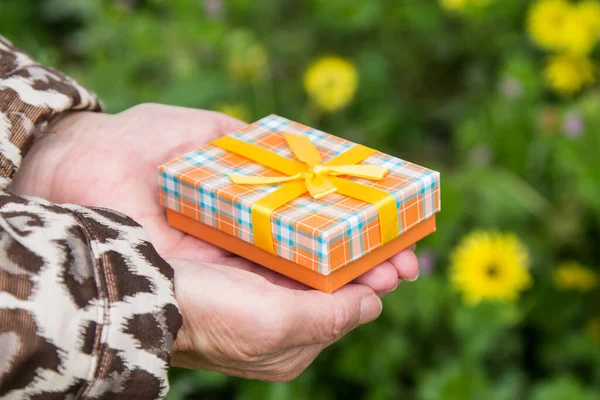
[159,115,440,275]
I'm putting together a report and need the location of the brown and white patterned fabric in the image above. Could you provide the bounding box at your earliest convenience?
[0,35,182,399]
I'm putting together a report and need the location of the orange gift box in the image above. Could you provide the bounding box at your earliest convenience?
[158,115,440,293]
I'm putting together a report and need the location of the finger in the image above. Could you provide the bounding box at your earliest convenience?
[351,261,398,293]
[282,284,382,346]
[375,282,402,299]
[389,248,420,281]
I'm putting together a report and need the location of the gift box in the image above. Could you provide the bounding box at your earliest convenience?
[158,115,440,293]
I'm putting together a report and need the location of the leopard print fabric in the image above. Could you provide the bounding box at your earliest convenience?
[0,35,182,399]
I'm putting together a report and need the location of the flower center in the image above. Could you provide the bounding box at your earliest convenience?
[324,76,338,89]
[486,263,500,279]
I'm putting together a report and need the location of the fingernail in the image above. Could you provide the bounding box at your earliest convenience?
[385,279,400,293]
[406,270,420,282]
[359,295,383,324]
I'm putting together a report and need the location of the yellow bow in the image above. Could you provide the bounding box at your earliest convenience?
[210,133,400,255]
[228,134,388,199]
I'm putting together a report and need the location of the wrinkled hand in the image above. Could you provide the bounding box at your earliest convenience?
[168,258,382,381]
[10,104,419,379]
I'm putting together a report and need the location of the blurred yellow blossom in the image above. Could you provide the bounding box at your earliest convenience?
[438,0,489,12]
[303,56,358,113]
[528,0,600,54]
[578,0,600,32]
[215,104,252,122]
[439,0,469,12]
[545,54,595,96]
[553,261,598,292]
[585,318,600,343]
[450,231,532,305]
[227,43,268,83]
[562,2,600,54]
[528,0,572,50]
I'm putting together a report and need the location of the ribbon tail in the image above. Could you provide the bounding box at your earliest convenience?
[326,164,388,180]
[306,175,338,199]
[229,173,301,185]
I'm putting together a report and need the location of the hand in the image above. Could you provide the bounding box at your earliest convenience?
[10,104,419,377]
[11,104,419,292]
[168,258,382,380]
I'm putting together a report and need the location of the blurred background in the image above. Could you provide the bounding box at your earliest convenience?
[3,0,600,399]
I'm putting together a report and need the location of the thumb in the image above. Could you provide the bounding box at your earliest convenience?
[283,284,383,346]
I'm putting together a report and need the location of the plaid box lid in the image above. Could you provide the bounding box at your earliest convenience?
[158,115,440,275]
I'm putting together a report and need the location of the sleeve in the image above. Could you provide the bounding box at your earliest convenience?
[0,35,182,400]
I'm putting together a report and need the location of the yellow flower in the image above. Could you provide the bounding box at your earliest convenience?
[439,0,470,12]
[562,2,600,54]
[438,0,489,12]
[303,56,358,113]
[215,104,251,122]
[450,231,532,305]
[528,0,600,54]
[528,0,572,50]
[227,43,268,83]
[545,54,595,96]
[579,0,600,33]
[552,261,598,292]
[585,317,600,343]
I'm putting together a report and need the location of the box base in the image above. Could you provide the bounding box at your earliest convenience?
[166,209,436,293]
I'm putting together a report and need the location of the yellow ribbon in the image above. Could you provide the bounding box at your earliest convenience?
[211,133,400,254]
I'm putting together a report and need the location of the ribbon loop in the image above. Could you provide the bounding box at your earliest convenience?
[322,164,388,180]
[283,133,322,167]
[227,133,388,199]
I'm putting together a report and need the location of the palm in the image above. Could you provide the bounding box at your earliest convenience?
[12,105,416,292]
[13,106,299,287]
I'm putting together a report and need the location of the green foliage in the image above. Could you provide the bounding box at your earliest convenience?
[4,0,599,398]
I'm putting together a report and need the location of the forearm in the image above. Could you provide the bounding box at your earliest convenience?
[0,192,181,398]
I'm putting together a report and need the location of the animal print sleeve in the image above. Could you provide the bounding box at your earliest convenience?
[0,35,182,399]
